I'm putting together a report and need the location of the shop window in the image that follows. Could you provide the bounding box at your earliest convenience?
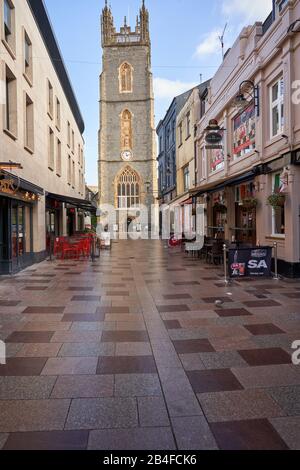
[24,30,32,83]
[3,0,15,56]
[270,76,284,138]
[24,93,34,152]
[48,127,54,170]
[210,130,225,173]
[233,102,256,159]
[11,204,29,261]
[4,65,17,137]
[272,173,285,236]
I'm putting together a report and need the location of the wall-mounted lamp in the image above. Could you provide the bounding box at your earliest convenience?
[233,80,260,117]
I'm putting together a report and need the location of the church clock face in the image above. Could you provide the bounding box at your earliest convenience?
[121,150,133,162]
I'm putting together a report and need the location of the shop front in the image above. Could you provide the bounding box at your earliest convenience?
[0,171,43,275]
[46,192,96,242]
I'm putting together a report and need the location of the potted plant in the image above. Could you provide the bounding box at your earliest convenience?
[267,192,286,208]
[241,197,258,209]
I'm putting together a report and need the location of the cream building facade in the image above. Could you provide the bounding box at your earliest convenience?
[98,1,158,235]
[0,0,89,274]
[191,0,300,277]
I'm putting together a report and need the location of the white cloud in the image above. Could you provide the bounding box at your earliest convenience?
[222,0,272,23]
[153,77,197,100]
[195,29,227,58]
[194,0,272,58]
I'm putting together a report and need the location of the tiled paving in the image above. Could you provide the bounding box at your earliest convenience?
[0,239,299,450]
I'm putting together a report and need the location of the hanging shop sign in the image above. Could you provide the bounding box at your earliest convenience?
[205,120,224,151]
[233,102,256,159]
[205,132,223,146]
[228,246,272,278]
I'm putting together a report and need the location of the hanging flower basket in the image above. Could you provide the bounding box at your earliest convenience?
[214,203,227,214]
[267,193,286,208]
[241,197,258,209]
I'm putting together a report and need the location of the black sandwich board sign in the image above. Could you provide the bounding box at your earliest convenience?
[228,246,272,279]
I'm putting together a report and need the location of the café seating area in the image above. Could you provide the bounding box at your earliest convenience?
[185,235,253,265]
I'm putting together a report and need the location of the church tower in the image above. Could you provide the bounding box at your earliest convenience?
[98,1,157,233]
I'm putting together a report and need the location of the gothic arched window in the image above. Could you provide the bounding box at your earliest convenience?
[117,167,140,209]
[121,109,133,150]
[119,62,133,93]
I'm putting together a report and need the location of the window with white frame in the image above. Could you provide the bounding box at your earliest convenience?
[272,173,285,236]
[270,76,284,138]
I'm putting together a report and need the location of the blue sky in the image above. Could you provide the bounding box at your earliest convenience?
[44,0,272,185]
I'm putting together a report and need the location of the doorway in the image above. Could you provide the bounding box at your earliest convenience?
[235,205,256,245]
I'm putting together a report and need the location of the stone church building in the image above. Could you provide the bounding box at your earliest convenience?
[98,1,158,234]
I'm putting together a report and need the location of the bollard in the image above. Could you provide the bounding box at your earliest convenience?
[223,244,229,285]
[273,242,279,280]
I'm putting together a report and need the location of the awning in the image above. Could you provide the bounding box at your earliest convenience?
[181,197,193,206]
[46,192,97,213]
[190,169,257,198]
